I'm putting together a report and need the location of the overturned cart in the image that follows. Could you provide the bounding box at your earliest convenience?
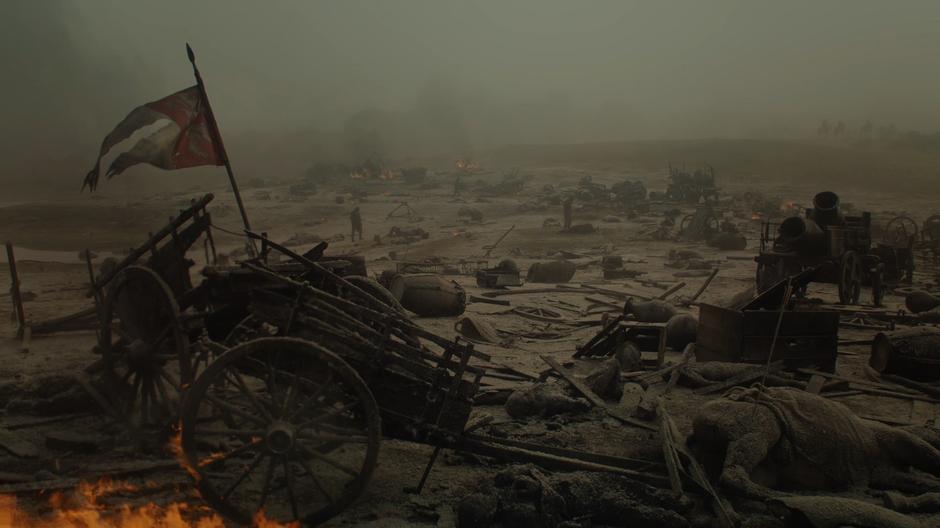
[178,257,487,525]
[91,218,670,525]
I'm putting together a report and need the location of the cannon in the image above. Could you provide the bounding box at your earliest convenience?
[755,191,913,306]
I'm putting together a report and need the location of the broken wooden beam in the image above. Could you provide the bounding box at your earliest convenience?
[468,295,511,306]
[0,459,181,494]
[656,281,686,301]
[540,355,656,431]
[5,242,26,339]
[457,438,669,488]
[805,374,827,395]
[683,267,719,306]
[881,374,940,400]
[657,401,684,499]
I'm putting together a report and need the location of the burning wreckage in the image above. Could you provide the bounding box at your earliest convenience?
[5,189,940,527]
[3,48,940,528]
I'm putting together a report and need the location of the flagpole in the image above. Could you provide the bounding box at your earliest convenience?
[186,43,256,256]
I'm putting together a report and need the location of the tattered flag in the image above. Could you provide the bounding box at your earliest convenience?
[82,86,222,191]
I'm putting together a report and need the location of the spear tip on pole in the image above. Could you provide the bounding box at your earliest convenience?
[186,43,195,63]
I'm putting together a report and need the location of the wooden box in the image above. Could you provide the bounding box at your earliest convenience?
[696,303,838,371]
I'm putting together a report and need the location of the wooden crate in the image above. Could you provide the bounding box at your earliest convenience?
[696,303,838,371]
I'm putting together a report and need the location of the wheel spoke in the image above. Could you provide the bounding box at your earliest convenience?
[295,455,334,505]
[221,451,266,500]
[298,444,360,478]
[283,458,299,520]
[296,401,359,431]
[226,369,276,422]
[281,370,301,417]
[194,428,266,439]
[287,368,333,418]
[127,373,142,416]
[199,439,262,468]
[154,374,173,414]
[158,367,183,395]
[297,431,370,444]
[202,391,269,427]
[255,456,277,513]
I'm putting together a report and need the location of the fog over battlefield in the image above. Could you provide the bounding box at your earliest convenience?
[3,0,939,189]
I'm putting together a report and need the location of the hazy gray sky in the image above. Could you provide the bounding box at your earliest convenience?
[3,1,940,184]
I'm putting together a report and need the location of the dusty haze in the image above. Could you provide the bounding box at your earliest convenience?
[3,0,940,193]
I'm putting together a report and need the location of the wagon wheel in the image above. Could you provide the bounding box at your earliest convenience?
[513,306,563,323]
[703,213,720,234]
[679,214,694,234]
[838,251,863,305]
[98,265,192,430]
[179,337,381,526]
[923,215,940,241]
[870,263,885,307]
[883,216,918,246]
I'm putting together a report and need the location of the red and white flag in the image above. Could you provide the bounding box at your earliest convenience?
[83,86,223,191]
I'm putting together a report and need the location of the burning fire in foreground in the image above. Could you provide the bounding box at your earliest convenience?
[0,433,297,528]
[0,478,227,528]
[0,478,294,528]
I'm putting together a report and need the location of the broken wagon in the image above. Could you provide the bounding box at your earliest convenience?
[754,191,913,306]
[84,195,667,525]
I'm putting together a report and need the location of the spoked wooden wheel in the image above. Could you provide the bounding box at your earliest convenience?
[679,214,694,234]
[838,251,863,305]
[923,215,940,241]
[99,265,192,430]
[179,337,381,526]
[884,216,918,246]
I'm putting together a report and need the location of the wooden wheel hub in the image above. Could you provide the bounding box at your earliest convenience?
[265,421,296,454]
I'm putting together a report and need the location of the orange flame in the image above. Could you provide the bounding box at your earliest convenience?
[0,478,228,528]
[0,429,300,527]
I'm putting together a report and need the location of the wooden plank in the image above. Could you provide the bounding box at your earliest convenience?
[656,281,686,301]
[882,374,940,400]
[805,374,826,395]
[796,368,918,394]
[0,460,181,494]
[540,355,656,432]
[5,242,26,338]
[684,268,719,305]
[659,402,736,528]
[849,386,940,404]
[657,401,685,498]
[457,438,668,487]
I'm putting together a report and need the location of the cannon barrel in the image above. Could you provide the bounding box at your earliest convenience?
[777,216,827,253]
[810,191,843,227]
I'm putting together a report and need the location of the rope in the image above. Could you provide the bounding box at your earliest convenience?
[761,278,793,386]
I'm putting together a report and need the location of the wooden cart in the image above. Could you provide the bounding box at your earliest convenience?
[754,191,913,306]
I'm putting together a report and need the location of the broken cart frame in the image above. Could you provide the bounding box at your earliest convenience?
[87,217,672,525]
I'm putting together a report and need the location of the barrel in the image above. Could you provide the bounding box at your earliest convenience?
[870,327,940,381]
[665,313,698,350]
[526,260,577,283]
[905,291,940,314]
[387,274,466,317]
[623,298,678,323]
[777,216,826,254]
[810,191,843,227]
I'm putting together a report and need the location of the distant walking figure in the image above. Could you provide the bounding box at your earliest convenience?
[350,207,363,242]
[562,196,573,231]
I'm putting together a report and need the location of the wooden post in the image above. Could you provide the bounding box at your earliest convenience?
[5,242,26,339]
[186,43,256,256]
